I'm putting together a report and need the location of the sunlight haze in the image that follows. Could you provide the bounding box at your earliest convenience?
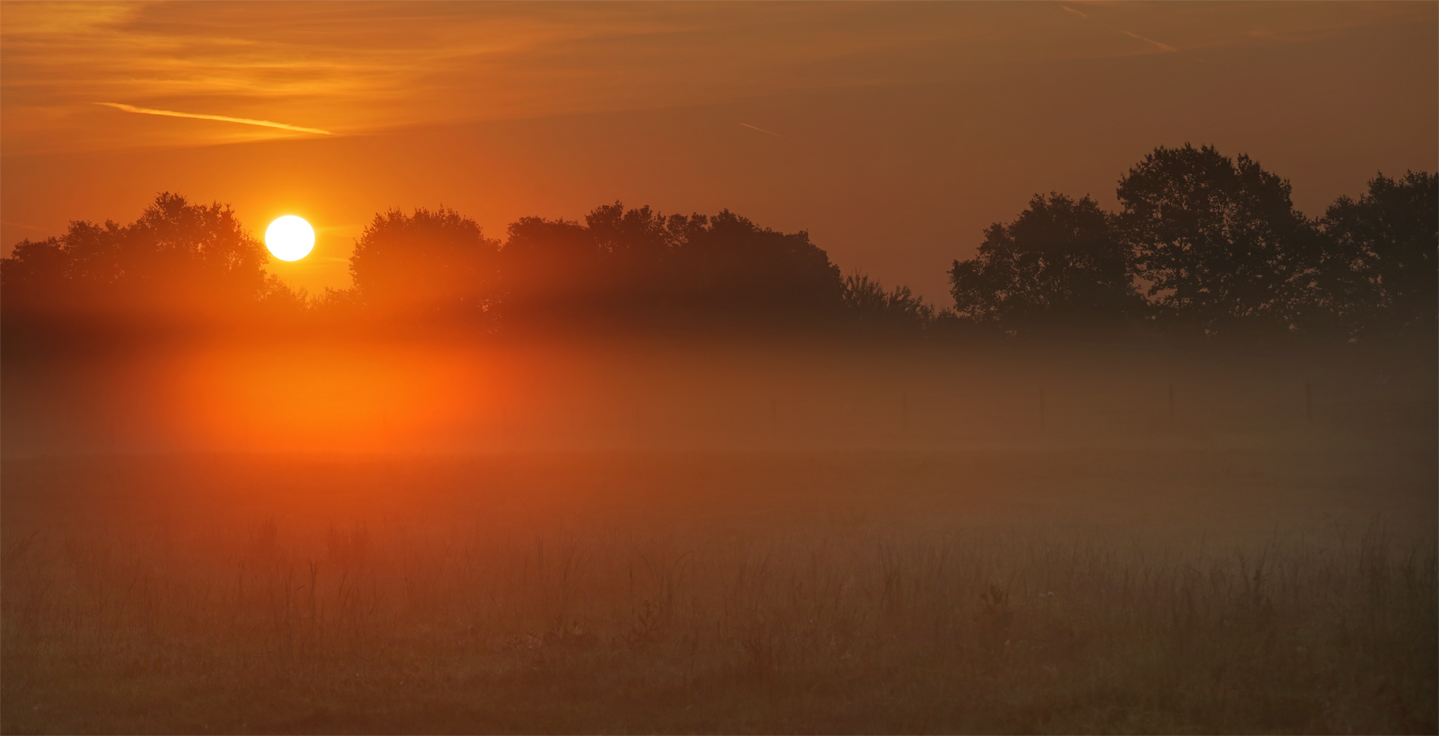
[2,3,1436,732]
[2,1,1434,301]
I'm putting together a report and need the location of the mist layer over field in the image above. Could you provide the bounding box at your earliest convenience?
[3,339,1435,733]
[4,336,1433,455]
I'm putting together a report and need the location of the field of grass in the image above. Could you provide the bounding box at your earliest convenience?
[3,441,1435,733]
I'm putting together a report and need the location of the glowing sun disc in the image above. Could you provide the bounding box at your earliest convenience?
[265,216,315,261]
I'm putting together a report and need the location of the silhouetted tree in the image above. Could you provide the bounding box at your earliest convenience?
[1317,171,1437,339]
[842,272,936,330]
[588,203,682,313]
[948,193,1141,335]
[670,209,844,321]
[1,193,290,325]
[348,207,500,321]
[2,235,74,313]
[498,216,605,320]
[586,203,675,264]
[1117,144,1317,334]
[494,203,845,329]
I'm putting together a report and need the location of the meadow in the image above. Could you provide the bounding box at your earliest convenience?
[2,342,1436,733]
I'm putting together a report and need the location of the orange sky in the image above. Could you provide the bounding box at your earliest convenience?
[3,2,1435,303]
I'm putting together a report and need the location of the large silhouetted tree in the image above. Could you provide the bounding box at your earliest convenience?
[948,193,1141,335]
[348,207,500,320]
[1317,171,1437,339]
[1117,144,1317,334]
[1,193,290,324]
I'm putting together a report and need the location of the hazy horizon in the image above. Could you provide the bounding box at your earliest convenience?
[4,1,1435,303]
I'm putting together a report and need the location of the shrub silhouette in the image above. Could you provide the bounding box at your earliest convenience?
[842,272,936,330]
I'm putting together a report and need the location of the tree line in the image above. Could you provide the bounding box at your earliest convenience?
[2,144,1433,343]
[952,145,1435,341]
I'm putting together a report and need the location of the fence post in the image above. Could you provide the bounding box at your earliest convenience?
[1168,384,1175,426]
[1039,389,1046,433]
[1305,383,1312,424]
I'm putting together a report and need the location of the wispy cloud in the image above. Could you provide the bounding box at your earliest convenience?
[96,102,332,135]
[1060,3,1178,54]
[1119,29,1178,54]
[740,122,785,138]
[1,2,1423,156]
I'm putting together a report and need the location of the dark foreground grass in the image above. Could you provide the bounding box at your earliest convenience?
[2,450,1436,734]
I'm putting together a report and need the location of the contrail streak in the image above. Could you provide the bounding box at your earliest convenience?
[96,102,332,135]
[1059,4,1178,54]
[740,122,785,138]
[1120,29,1178,53]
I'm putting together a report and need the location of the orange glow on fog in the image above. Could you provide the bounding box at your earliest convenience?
[172,343,505,453]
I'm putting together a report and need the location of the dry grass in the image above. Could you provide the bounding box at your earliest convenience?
[2,449,1435,734]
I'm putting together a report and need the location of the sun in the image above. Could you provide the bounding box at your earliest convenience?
[265,216,315,261]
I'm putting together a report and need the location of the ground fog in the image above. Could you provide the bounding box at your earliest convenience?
[2,342,1435,733]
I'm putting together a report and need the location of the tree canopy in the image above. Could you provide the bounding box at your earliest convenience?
[949,193,1141,335]
[348,207,500,321]
[1115,144,1316,334]
[1316,171,1437,339]
[491,203,846,328]
[1,193,290,325]
[947,144,1434,342]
